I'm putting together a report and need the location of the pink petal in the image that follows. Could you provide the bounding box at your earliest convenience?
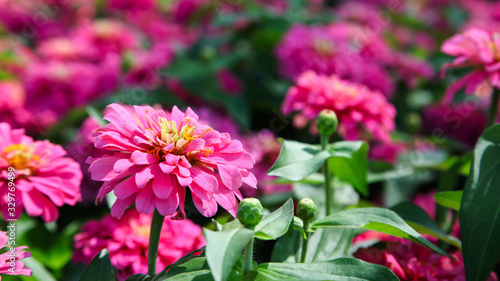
[213,187,238,217]
[131,151,158,165]
[152,173,174,199]
[114,176,140,199]
[159,162,175,174]
[114,159,134,173]
[135,186,156,214]
[154,190,179,216]
[135,166,155,188]
[217,164,242,190]
[111,196,135,218]
[191,168,218,193]
[192,194,218,217]
[89,156,121,181]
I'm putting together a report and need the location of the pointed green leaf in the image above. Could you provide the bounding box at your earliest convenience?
[79,249,115,281]
[204,228,254,281]
[247,258,399,280]
[254,198,294,240]
[434,191,463,211]
[328,141,369,196]
[311,207,451,257]
[268,140,330,181]
[460,124,500,281]
[391,202,461,248]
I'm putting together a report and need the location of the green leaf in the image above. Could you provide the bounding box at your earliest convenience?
[460,124,500,281]
[434,191,463,211]
[327,141,369,196]
[79,249,115,281]
[391,202,461,248]
[204,228,254,281]
[247,258,399,280]
[254,198,294,240]
[125,274,150,281]
[268,140,330,181]
[311,207,451,257]
[22,257,57,281]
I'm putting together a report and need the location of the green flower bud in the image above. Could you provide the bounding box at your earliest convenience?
[237,198,264,228]
[316,109,338,137]
[297,198,317,222]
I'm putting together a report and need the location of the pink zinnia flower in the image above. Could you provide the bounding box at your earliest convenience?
[441,28,500,101]
[369,141,408,165]
[282,71,396,142]
[0,123,82,222]
[276,23,395,96]
[88,104,256,219]
[0,231,32,278]
[73,209,205,281]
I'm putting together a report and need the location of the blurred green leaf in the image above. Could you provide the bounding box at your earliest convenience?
[460,124,500,281]
[327,141,368,196]
[435,191,463,212]
[79,249,114,281]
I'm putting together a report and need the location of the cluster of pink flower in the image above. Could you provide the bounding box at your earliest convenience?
[73,209,205,280]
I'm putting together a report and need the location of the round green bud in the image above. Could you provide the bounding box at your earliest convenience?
[237,198,264,228]
[296,198,317,222]
[316,109,338,137]
[200,46,216,61]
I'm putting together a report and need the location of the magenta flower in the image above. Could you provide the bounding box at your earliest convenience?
[73,209,205,281]
[282,71,396,143]
[0,123,82,222]
[441,28,500,101]
[276,23,395,96]
[0,231,32,278]
[89,104,256,219]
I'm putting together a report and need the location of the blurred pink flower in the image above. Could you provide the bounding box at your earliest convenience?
[0,80,56,134]
[88,104,256,219]
[276,23,395,96]
[282,71,396,142]
[0,231,32,277]
[421,102,487,148]
[107,0,155,13]
[23,58,119,116]
[73,209,205,281]
[124,43,174,87]
[441,28,500,101]
[0,122,82,222]
[369,142,408,165]
[217,70,243,95]
[242,130,292,196]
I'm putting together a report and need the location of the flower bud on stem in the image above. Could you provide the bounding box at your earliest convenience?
[297,199,317,263]
[237,198,263,274]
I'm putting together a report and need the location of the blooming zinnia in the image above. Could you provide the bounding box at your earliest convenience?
[88,104,256,219]
[0,231,32,278]
[441,28,500,101]
[282,71,396,142]
[73,209,205,280]
[0,122,82,222]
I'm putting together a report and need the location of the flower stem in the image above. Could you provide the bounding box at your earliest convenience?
[148,209,165,276]
[321,135,332,216]
[300,220,310,263]
[243,237,254,274]
[487,89,500,128]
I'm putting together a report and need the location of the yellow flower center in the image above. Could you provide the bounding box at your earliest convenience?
[313,39,335,57]
[3,144,38,172]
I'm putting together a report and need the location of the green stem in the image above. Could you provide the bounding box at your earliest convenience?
[148,209,165,276]
[300,220,310,263]
[243,237,254,274]
[487,89,500,128]
[321,135,332,216]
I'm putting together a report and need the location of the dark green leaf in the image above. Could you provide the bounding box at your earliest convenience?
[328,141,369,196]
[247,258,399,280]
[125,274,150,281]
[254,198,294,240]
[268,140,330,181]
[79,249,115,281]
[391,202,461,248]
[311,207,451,257]
[435,191,463,212]
[460,124,500,281]
[204,228,254,281]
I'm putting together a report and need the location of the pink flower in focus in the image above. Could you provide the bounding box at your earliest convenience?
[88,104,256,219]
[0,231,32,277]
[73,209,205,280]
[0,123,82,222]
[441,28,500,101]
[282,71,396,142]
